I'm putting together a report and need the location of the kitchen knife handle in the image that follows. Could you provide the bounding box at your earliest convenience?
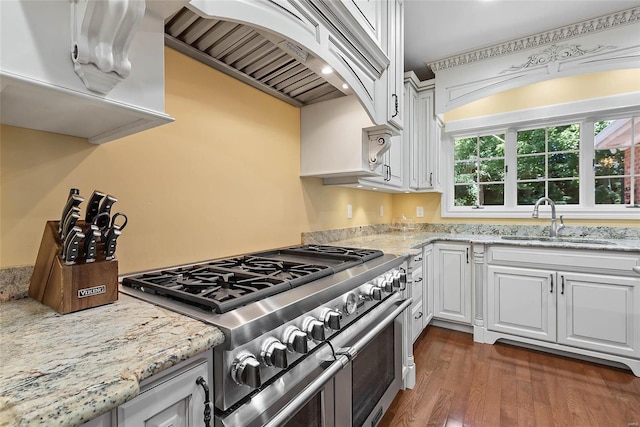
[59,194,84,235]
[84,226,101,263]
[62,226,84,265]
[96,195,117,228]
[85,190,106,222]
[104,228,121,260]
[61,208,81,241]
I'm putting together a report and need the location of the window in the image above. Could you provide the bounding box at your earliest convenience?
[516,124,580,205]
[444,103,640,219]
[454,134,505,207]
[594,117,640,206]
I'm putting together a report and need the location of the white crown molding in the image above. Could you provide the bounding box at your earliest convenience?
[427,7,639,73]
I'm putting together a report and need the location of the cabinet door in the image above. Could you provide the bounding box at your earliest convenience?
[433,243,472,323]
[487,266,557,342]
[386,0,403,129]
[118,360,210,427]
[411,301,424,343]
[558,272,640,358]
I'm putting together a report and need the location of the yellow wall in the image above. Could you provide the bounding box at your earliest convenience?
[444,69,640,122]
[0,48,390,271]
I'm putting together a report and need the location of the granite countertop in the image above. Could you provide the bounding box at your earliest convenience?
[326,231,640,256]
[0,295,225,427]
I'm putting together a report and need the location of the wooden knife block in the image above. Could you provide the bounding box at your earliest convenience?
[29,221,118,314]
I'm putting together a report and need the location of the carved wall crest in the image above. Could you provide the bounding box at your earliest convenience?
[500,43,616,74]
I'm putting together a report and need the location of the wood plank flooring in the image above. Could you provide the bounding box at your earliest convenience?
[380,326,640,427]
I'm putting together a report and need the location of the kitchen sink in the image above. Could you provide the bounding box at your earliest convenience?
[500,236,615,245]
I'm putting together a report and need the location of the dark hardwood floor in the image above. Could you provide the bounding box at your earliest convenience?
[380,326,640,427]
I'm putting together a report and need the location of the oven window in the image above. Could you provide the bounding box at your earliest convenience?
[351,323,395,427]
[283,392,323,427]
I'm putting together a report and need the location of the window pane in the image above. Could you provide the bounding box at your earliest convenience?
[454,185,477,206]
[549,180,579,204]
[454,137,477,161]
[517,129,545,154]
[518,155,545,180]
[479,134,505,158]
[480,159,505,182]
[454,161,476,184]
[479,184,504,205]
[517,182,545,205]
[595,177,626,205]
[549,153,579,178]
[594,148,626,177]
[548,124,580,152]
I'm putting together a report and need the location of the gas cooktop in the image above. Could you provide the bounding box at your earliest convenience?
[121,245,383,313]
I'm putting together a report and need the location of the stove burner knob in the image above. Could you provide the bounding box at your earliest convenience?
[261,338,288,369]
[364,285,383,301]
[391,271,401,288]
[231,353,262,388]
[283,327,309,354]
[321,308,341,331]
[377,276,393,293]
[303,317,326,341]
[399,269,407,286]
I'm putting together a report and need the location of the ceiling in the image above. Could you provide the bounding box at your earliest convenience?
[405,0,640,80]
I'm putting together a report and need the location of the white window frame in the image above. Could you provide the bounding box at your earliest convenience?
[442,93,640,220]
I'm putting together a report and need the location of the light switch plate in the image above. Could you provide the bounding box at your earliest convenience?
[347,204,353,219]
[379,206,384,217]
[416,206,424,218]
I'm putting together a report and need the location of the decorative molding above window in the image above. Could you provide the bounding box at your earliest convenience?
[500,43,616,74]
[428,7,639,73]
[431,7,640,114]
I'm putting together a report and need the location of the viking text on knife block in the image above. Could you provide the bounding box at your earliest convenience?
[29,221,118,314]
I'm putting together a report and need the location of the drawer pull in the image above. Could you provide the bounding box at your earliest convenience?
[550,274,553,293]
[415,311,423,320]
[414,277,423,283]
[196,376,212,427]
[561,275,565,295]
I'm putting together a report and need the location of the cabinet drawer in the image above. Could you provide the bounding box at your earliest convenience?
[411,270,423,301]
[488,246,640,275]
[411,301,424,343]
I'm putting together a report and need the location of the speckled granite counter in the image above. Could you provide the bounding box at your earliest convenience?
[321,231,640,256]
[0,295,225,427]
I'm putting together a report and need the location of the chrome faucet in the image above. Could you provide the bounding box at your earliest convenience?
[532,197,565,238]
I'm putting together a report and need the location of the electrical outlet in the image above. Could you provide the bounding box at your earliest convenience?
[347,204,353,219]
[416,206,424,218]
[379,205,384,217]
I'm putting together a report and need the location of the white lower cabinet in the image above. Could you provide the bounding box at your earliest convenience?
[558,272,640,358]
[487,265,556,342]
[411,300,424,343]
[433,243,472,324]
[484,246,640,375]
[488,266,640,359]
[117,355,212,427]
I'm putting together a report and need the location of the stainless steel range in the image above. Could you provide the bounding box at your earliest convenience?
[121,244,412,427]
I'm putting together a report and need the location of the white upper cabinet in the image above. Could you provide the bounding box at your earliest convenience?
[0,0,184,144]
[405,73,442,192]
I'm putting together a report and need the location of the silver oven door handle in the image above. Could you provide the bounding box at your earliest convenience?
[264,294,412,427]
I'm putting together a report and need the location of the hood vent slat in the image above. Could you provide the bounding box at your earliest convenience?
[165,7,344,106]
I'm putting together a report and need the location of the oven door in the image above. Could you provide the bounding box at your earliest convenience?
[334,311,403,427]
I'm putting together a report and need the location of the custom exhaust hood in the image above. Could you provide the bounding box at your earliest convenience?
[164,6,348,107]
